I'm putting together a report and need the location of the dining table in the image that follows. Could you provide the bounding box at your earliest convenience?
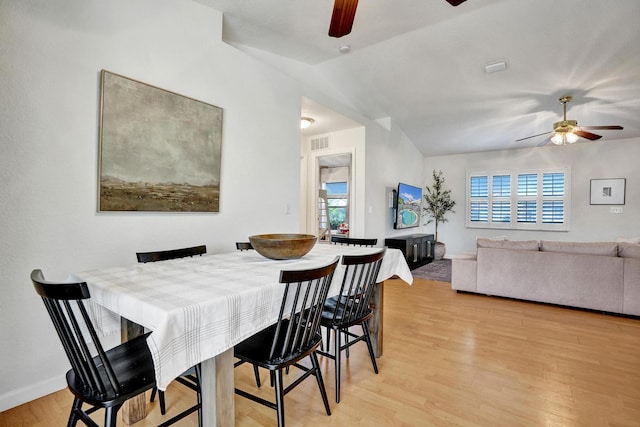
[71,243,413,426]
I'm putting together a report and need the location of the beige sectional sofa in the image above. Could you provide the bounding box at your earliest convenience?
[452,238,640,316]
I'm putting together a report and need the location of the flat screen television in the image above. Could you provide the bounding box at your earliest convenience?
[394,182,422,229]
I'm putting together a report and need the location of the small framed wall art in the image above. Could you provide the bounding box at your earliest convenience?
[590,178,626,205]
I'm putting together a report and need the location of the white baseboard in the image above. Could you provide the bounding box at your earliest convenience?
[0,376,66,412]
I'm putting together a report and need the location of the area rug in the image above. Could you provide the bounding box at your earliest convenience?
[411,259,452,283]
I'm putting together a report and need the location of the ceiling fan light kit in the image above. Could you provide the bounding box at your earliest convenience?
[550,131,579,145]
[550,117,579,145]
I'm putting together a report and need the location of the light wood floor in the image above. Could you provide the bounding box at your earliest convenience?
[2,278,640,427]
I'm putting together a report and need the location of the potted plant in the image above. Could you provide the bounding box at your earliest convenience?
[422,169,456,260]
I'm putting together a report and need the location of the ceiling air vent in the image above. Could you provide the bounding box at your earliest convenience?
[310,136,329,151]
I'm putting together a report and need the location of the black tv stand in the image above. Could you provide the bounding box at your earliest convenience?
[385,234,434,270]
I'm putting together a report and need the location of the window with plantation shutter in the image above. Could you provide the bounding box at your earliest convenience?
[491,175,510,223]
[469,176,488,223]
[542,172,565,223]
[517,200,537,223]
[470,201,488,222]
[466,168,569,231]
[517,174,537,223]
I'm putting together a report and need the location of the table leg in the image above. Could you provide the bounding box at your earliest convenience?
[368,281,384,357]
[121,318,147,424]
[201,348,235,427]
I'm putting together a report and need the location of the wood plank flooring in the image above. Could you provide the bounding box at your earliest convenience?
[2,277,639,426]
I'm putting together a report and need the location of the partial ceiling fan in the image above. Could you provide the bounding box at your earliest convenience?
[329,0,467,38]
[517,96,623,146]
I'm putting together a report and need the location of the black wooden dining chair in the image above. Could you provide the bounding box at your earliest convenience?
[234,257,339,427]
[30,269,159,427]
[136,244,207,263]
[318,249,385,403]
[235,242,254,251]
[136,245,205,426]
[330,236,378,247]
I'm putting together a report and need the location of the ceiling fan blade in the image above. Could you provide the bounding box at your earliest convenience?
[329,0,358,38]
[580,125,623,130]
[445,0,467,5]
[574,129,602,140]
[516,131,551,142]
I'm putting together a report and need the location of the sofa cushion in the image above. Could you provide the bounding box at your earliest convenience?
[540,241,618,257]
[476,238,539,251]
[618,242,640,258]
[617,236,640,244]
[476,235,507,241]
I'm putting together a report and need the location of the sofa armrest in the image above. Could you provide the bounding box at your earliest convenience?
[623,258,640,316]
[452,258,477,292]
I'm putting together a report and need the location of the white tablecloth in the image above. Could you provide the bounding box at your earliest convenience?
[72,244,412,390]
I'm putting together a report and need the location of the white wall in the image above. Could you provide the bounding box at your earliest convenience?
[0,0,303,410]
[423,139,640,256]
[367,120,426,244]
[0,0,427,411]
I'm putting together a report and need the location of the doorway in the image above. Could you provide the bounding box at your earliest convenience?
[318,153,352,240]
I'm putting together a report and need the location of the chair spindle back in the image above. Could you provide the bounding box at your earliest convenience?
[31,269,121,398]
[330,236,378,247]
[329,249,385,324]
[268,257,339,362]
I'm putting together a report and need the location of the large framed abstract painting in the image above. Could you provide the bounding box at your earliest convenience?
[98,70,222,212]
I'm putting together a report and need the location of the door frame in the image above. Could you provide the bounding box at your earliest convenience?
[305,148,358,239]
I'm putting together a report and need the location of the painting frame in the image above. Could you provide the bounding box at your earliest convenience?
[590,178,626,205]
[98,70,223,212]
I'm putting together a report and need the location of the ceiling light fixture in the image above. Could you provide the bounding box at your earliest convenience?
[300,117,315,129]
[550,131,579,145]
[338,45,351,54]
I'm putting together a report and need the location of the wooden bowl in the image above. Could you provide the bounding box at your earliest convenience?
[248,234,317,260]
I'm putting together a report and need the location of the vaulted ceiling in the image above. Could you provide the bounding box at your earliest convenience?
[196,0,640,157]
